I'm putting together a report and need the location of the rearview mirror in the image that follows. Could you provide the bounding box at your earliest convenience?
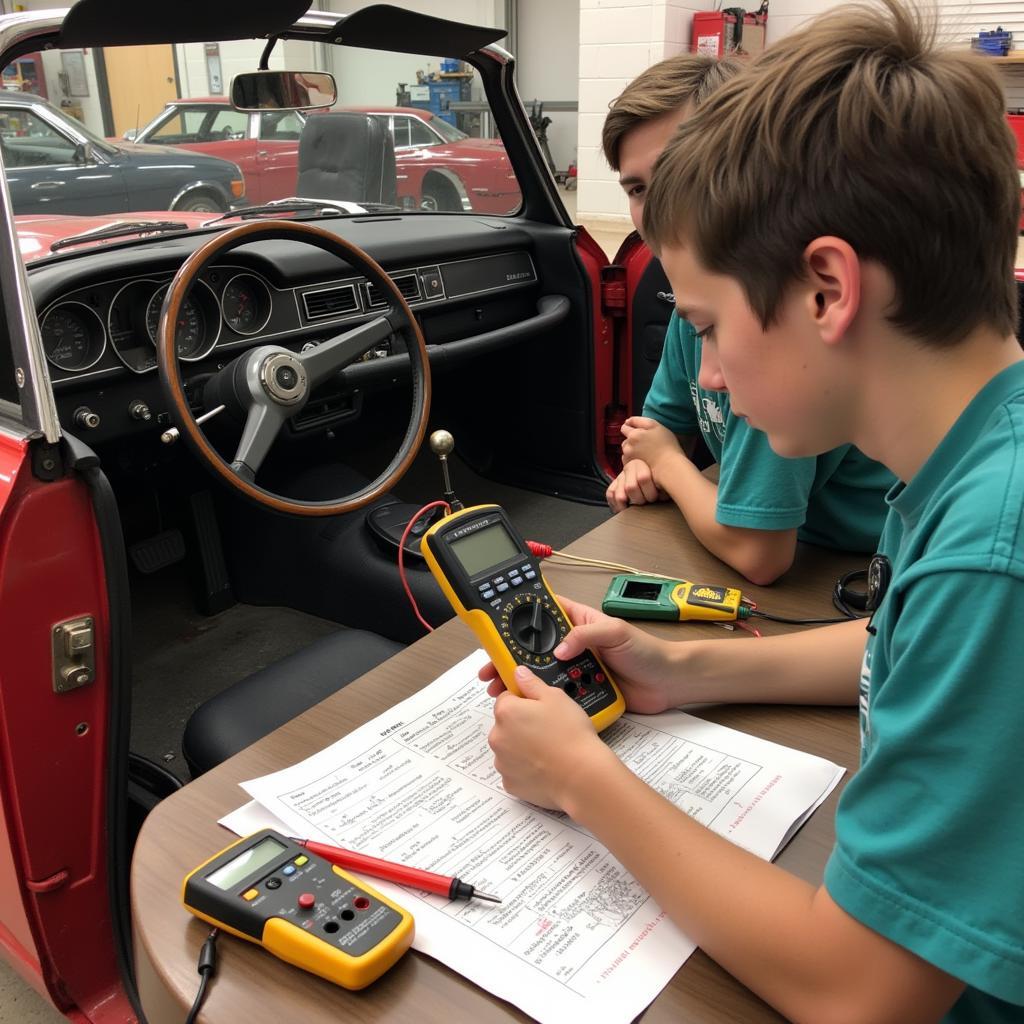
[231,71,337,112]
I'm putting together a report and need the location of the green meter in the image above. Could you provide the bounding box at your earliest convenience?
[602,573,749,622]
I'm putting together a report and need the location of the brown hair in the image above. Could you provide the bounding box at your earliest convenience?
[602,53,743,171]
[642,0,1020,346]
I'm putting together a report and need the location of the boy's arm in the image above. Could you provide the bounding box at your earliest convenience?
[622,418,798,585]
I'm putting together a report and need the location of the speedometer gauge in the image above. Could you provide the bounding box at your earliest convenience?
[40,302,106,372]
[145,281,220,362]
[221,273,272,335]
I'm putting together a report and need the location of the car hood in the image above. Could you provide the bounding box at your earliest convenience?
[15,211,213,262]
[108,141,240,170]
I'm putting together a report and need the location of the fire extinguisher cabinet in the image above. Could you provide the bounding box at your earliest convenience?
[692,9,768,58]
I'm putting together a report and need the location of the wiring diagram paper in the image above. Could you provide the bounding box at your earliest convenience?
[237,650,844,1024]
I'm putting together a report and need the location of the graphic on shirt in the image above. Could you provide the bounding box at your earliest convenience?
[688,381,727,445]
[858,643,873,754]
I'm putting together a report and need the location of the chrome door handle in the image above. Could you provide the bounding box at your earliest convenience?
[30,181,64,189]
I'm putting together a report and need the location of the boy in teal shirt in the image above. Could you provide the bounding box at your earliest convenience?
[602,55,894,584]
[482,1,1024,1020]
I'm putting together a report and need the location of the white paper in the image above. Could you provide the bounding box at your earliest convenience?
[234,650,843,1024]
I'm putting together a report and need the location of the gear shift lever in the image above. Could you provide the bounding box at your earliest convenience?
[429,429,463,512]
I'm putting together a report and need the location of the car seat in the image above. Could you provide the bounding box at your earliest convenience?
[295,111,397,205]
[182,628,404,776]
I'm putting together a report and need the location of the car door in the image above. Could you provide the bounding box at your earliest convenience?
[0,107,129,215]
[251,109,303,203]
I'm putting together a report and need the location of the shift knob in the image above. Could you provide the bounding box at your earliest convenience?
[430,429,455,458]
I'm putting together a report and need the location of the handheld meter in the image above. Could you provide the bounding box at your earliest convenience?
[421,504,625,732]
[602,573,748,622]
[182,829,414,990]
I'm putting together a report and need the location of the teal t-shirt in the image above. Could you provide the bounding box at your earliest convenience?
[824,361,1024,1020]
[642,313,894,551]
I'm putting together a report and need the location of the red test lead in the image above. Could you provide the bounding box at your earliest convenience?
[290,839,502,904]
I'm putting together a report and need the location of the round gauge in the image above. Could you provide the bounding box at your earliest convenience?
[221,273,272,335]
[108,279,159,373]
[40,302,106,373]
[145,281,220,362]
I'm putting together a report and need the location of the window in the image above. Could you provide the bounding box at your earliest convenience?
[391,116,411,148]
[0,111,77,166]
[203,109,248,140]
[408,117,436,147]
[150,109,210,144]
[259,111,303,141]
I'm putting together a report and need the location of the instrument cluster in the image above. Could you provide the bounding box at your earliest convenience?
[39,269,276,378]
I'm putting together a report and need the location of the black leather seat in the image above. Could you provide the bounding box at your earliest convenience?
[296,112,397,205]
[182,629,404,776]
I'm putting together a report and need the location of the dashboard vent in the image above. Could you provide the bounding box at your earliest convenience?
[365,273,420,308]
[302,284,359,320]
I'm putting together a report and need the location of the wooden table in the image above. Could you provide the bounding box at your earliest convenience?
[132,504,864,1023]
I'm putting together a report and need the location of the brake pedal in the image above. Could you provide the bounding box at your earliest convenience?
[129,529,186,574]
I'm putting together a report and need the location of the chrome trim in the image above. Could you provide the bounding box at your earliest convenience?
[221,272,273,336]
[39,300,108,373]
[258,351,306,405]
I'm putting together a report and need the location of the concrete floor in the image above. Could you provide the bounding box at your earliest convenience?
[0,189,632,1023]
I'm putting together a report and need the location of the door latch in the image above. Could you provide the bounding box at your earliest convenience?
[51,617,95,693]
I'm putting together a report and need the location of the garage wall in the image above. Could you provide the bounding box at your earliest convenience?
[322,0,503,108]
[577,0,1024,223]
[515,0,580,175]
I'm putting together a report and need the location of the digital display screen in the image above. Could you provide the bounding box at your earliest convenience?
[449,521,520,577]
[206,836,287,891]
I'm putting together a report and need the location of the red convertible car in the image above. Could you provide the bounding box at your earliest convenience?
[127,98,520,212]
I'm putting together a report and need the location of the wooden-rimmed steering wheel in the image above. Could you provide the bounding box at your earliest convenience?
[156,220,431,516]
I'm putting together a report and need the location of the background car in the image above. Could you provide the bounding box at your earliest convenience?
[0,92,246,215]
[128,97,518,212]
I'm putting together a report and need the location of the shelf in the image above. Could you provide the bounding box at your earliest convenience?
[988,54,1024,64]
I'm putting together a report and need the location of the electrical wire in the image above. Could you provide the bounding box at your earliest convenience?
[398,500,451,633]
[526,541,680,581]
[748,609,850,626]
[185,928,218,1024]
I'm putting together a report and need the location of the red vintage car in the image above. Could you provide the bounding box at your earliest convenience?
[125,98,520,212]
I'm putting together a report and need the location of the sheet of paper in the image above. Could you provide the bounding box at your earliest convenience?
[235,650,843,1024]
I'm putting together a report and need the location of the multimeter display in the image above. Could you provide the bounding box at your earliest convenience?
[449,521,521,576]
[183,828,414,990]
[422,504,625,733]
[207,835,287,890]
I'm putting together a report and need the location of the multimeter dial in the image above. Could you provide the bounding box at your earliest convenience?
[500,592,566,666]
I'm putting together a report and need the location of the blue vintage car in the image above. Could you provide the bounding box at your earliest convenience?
[0,91,247,214]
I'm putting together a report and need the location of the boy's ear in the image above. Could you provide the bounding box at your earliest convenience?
[802,237,861,345]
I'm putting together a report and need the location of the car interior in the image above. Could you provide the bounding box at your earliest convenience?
[9,2,640,844]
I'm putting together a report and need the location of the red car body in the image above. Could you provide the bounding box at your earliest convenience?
[125,99,520,212]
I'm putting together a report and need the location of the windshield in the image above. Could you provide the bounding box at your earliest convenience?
[2,30,521,262]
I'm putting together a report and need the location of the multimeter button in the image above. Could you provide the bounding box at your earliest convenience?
[520,564,531,573]
[568,667,582,680]
[594,672,606,683]
[481,589,495,599]
[478,583,491,593]
[298,893,316,910]
[265,877,282,889]
[524,570,537,580]
[496,583,509,592]
[509,576,523,587]
[490,598,502,608]
[282,865,297,876]
[242,888,260,901]
[493,576,505,585]
[294,855,308,866]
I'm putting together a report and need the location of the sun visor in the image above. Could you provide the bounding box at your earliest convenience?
[59,0,312,48]
[331,5,507,58]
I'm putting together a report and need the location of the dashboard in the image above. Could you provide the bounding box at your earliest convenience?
[24,216,553,446]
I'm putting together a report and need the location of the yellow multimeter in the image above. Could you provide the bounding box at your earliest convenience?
[602,573,749,622]
[182,829,414,990]
[421,503,625,732]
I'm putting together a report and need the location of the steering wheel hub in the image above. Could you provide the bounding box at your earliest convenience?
[259,351,307,405]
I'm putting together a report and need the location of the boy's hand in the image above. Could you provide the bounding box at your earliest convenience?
[621,417,686,482]
[478,596,681,715]
[606,459,666,512]
[488,666,615,809]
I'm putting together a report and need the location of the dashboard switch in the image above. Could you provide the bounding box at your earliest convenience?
[73,407,100,430]
[128,400,152,422]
